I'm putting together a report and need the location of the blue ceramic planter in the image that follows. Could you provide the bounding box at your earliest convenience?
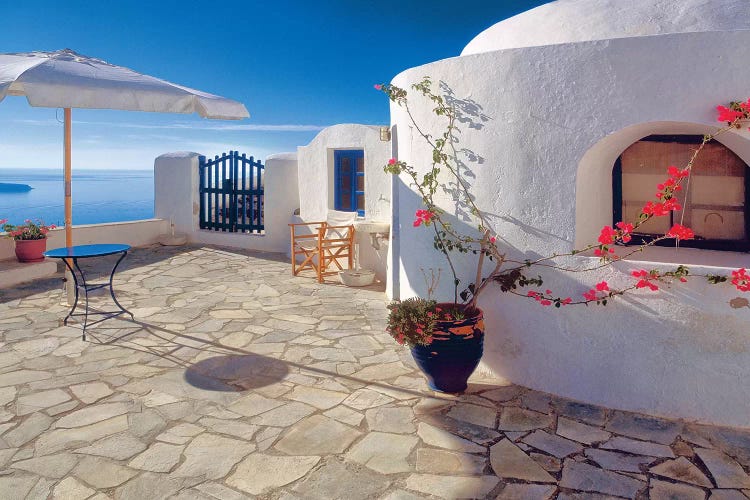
[411,306,484,393]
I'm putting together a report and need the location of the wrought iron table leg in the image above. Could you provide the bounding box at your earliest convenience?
[109,251,133,319]
[73,258,89,340]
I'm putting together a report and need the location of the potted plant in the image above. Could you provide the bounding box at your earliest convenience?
[376,79,750,392]
[1,219,56,263]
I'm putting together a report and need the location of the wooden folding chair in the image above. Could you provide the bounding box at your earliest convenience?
[289,221,355,282]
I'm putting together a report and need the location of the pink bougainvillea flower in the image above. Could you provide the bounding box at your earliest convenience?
[413,208,437,227]
[666,224,695,240]
[717,105,745,123]
[598,226,616,245]
[490,236,497,243]
[561,297,572,305]
[540,299,552,306]
[615,222,634,243]
[667,165,690,179]
[374,84,383,90]
[0,219,6,225]
[642,198,681,217]
[583,289,597,301]
[388,158,397,165]
[731,268,750,292]
[632,269,659,291]
[595,281,609,292]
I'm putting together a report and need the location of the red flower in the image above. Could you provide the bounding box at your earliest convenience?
[731,268,750,292]
[374,84,383,91]
[583,289,597,301]
[642,198,681,217]
[667,166,690,179]
[615,221,633,243]
[413,208,436,227]
[561,297,572,305]
[388,158,397,165]
[717,105,745,123]
[598,226,616,245]
[666,224,695,240]
[632,269,659,291]
[595,281,609,292]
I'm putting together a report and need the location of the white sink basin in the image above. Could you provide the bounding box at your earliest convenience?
[355,221,390,234]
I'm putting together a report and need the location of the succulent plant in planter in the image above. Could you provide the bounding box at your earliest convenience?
[376,79,750,393]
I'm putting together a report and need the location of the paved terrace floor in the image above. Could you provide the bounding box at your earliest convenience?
[1,245,750,500]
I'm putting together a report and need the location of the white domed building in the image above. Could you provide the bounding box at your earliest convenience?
[388,0,750,426]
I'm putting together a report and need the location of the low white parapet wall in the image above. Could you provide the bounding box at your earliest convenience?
[0,218,169,262]
[0,219,169,288]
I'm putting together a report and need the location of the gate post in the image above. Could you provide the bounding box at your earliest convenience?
[154,151,202,238]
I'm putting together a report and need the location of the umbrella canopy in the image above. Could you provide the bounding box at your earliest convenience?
[0,49,249,247]
[0,49,249,119]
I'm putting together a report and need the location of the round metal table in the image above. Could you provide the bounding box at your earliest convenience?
[44,244,133,340]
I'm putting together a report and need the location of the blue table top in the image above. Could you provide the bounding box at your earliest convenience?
[44,244,131,258]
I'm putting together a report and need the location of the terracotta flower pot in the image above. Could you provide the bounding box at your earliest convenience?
[410,304,485,393]
[15,238,47,263]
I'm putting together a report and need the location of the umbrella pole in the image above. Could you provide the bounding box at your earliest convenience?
[64,108,72,248]
[64,108,74,306]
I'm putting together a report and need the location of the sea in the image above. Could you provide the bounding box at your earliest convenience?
[0,169,154,226]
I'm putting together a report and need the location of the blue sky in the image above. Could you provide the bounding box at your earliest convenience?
[0,1,546,169]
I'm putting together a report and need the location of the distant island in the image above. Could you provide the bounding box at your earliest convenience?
[0,183,32,193]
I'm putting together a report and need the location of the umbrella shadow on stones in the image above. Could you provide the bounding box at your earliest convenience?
[184,353,289,392]
[80,318,289,391]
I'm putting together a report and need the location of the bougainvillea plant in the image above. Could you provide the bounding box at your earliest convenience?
[1,219,56,240]
[377,79,750,344]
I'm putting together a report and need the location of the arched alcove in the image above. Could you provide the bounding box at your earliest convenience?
[575,122,750,251]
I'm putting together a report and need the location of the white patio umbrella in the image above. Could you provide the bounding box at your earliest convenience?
[0,48,249,247]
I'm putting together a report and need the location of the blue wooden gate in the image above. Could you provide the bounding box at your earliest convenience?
[199,151,264,233]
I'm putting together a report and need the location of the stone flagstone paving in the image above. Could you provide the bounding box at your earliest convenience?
[0,245,749,499]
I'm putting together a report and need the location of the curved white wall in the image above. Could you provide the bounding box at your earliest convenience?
[462,0,750,55]
[392,30,750,427]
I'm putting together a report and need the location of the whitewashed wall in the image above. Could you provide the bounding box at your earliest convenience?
[297,124,391,221]
[153,151,299,254]
[391,30,750,427]
[297,124,392,282]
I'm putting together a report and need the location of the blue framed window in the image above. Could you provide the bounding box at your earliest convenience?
[334,149,365,216]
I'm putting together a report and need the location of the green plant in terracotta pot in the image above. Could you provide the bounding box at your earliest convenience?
[1,219,56,263]
[376,79,750,393]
